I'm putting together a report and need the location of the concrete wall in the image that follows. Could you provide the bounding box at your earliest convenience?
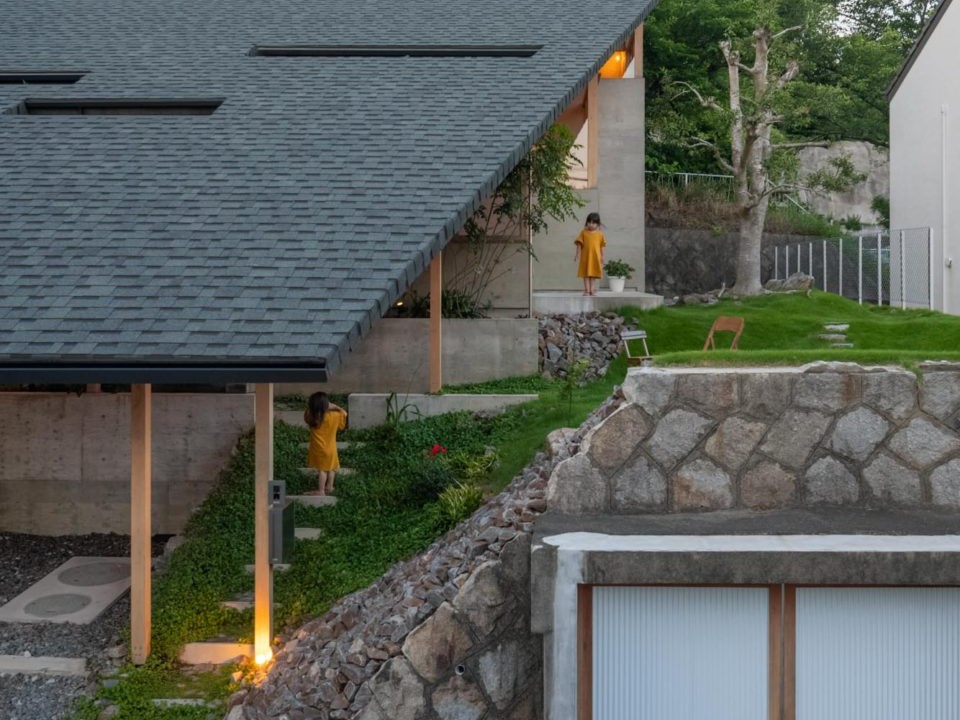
[890,0,960,313]
[0,392,253,535]
[534,78,646,291]
[797,141,889,225]
[279,318,538,395]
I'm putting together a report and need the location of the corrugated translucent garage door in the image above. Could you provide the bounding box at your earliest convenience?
[796,587,960,720]
[593,586,769,720]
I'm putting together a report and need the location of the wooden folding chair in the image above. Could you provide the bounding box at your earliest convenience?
[621,329,652,365]
[702,316,744,351]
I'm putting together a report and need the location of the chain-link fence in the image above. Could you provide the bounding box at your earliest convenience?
[765,228,932,308]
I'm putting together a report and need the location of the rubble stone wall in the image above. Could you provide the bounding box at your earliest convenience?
[548,363,960,515]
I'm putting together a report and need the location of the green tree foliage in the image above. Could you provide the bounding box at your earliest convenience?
[645,0,934,171]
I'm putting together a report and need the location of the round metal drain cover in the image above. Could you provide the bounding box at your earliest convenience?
[24,593,92,618]
[58,562,130,587]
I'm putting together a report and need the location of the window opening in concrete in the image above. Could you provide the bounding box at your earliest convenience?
[8,98,224,115]
[0,71,88,84]
[250,44,542,58]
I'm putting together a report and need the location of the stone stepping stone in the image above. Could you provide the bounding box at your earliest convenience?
[831,342,855,349]
[299,466,353,478]
[819,333,847,342]
[299,441,357,451]
[220,591,279,612]
[0,654,86,677]
[824,323,850,332]
[289,494,338,507]
[295,527,323,540]
[180,641,252,665]
[153,698,216,709]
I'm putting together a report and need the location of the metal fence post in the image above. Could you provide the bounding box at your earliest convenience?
[823,240,827,291]
[774,246,779,280]
[858,236,863,305]
[839,237,843,298]
[797,244,801,275]
[900,229,906,310]
[809,242,813,277]
[786,245,790,277]
[929,227,935,310]
[877,233,883,306]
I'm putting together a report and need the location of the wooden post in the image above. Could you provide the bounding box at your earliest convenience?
[586,76,599,188]
[633,25,644,78]
[429,253,442,393]
[254,383,274,664]
[130,383,152,665]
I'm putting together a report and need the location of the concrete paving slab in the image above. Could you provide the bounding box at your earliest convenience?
[179,642,252,665]
[295,527,323,540]
[0,556,130,625]
[290,494,338,507]
[533,290,662,314]
[243,564,290,573]
[0,654,87,677]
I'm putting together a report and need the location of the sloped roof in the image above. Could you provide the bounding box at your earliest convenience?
[887,0,952,100]
[0,0,659,383]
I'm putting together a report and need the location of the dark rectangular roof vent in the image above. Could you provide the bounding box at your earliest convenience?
[8,98,224,116]
[0,71,89,84]
[251,44,542,58]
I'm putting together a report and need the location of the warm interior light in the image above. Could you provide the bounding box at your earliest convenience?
[599,50,627,79]
[396,300,404,307]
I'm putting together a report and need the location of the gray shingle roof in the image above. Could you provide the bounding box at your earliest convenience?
[0,0,659,383]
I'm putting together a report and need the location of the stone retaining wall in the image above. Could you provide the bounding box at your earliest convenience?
[548,363,960,515]
[226,398,620,720]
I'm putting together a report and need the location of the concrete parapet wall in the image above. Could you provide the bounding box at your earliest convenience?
[348,393,539,429]
[0,392,253,535]
[278,318,539,396]
[548,363,960,515]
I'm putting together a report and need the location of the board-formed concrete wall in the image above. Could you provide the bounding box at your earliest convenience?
[0,392,253,535]
[548,363,960,515]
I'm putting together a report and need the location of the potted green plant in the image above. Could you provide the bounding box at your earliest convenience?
[603,258,635,292]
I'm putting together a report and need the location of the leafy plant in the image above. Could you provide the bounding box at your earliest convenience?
[603,258,636,279]
[436,481,485,529]
[385,392,421,429]
[558,355,591,422]
[871,195,890,228]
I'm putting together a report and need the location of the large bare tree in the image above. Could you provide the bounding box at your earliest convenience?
[681,25,862,295]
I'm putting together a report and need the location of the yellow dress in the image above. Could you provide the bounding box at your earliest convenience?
[305,409,347,471]
[575,229,606,278]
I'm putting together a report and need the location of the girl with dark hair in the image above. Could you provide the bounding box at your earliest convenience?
[574,211,606,296]
[303,391,347,495]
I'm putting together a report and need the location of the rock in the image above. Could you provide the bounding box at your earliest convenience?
[644,409,713,469]
[863,453,922,505]
[432,676,487,720]
[621,369,676,416]
[764,272,814,292]
[365,658,427,720]
[611,453,667,511]
[673,458,733,511]
[545,428,578,459]
[677,373,739,416]
[97,706,120,720]
[546,454,607,513]
[888,418,960,469]
[477,640,531,710]
[920,371,960,420]
[828,407,889,461]
[759,410,832,469]
[793,373,860,412]
[931,460,960,507]
[585,405,650,476]
[704,417,767,471]
[862,370,917,422]
[740,373,793,420]
[453,561,513,636]
[740,462,796,510]
[804,456,859,505]
[401,603,472,683]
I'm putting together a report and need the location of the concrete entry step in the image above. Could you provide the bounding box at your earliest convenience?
[0,654,87,677]
[289,494,338,507]
[299,466,353,479]
[533,289,663,314]
[180,641,253,665]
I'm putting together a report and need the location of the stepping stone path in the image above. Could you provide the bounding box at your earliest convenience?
[819,322,853,348]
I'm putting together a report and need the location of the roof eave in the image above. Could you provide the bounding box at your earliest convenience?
[0,361,328,384]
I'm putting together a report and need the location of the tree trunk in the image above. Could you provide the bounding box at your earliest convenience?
[731,195,770,295]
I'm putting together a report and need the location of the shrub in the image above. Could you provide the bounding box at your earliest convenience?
[603,258,635,279]
[436,481,485,529]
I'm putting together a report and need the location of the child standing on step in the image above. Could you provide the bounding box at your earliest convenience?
[574,212,606,296]
[304,392,347,496]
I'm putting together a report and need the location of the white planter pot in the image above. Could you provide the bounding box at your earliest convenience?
[608,276,626,293]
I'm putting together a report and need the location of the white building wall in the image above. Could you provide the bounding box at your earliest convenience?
[890,0,960,313]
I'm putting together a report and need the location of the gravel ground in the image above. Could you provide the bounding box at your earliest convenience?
[0,533,166,720]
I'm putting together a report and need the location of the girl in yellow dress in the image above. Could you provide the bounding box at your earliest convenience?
[574,212,606,296]
[304,391,347,496]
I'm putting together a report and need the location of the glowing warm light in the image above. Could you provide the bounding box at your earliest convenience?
[599,50,627,79]
[396,300,405,307]
[255,650,273,666]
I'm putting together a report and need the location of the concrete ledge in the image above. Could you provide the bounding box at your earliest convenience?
[179,642,253,665]
[289,494,337,507]
[348,393,538,429]
[533,290,662,314]
[0,655,86,677]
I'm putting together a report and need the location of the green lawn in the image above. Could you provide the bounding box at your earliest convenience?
[618,291,960,368]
